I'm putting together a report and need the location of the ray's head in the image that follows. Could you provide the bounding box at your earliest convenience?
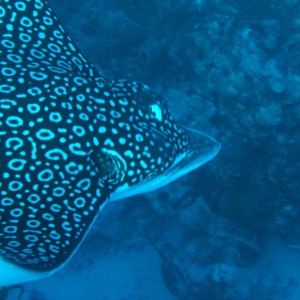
[90,80,221,200]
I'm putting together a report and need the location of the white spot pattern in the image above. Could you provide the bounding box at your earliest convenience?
[0,0,110,271]
[0,0,188,274]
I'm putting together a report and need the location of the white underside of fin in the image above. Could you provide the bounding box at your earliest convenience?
[0,256,54,286]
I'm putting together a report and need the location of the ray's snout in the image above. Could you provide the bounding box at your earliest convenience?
[185,127,221,164]
[159,126,221,184]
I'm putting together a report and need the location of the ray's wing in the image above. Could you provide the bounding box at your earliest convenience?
[0,0,110,274]
[0,0,101,82]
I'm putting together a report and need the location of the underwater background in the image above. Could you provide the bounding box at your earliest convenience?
[5,0,299,299]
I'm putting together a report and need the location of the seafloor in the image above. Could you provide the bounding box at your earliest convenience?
[4,0,300,299]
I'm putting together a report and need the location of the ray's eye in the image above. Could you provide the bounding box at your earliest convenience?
[147,173,157,181]
[149,104,162,122]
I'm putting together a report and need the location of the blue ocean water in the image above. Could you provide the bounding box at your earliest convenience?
[2,0,299,299]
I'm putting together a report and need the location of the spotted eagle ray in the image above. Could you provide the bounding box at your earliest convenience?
[0,0,220,286]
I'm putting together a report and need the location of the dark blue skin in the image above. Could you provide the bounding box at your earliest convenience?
[0,0,220,285]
